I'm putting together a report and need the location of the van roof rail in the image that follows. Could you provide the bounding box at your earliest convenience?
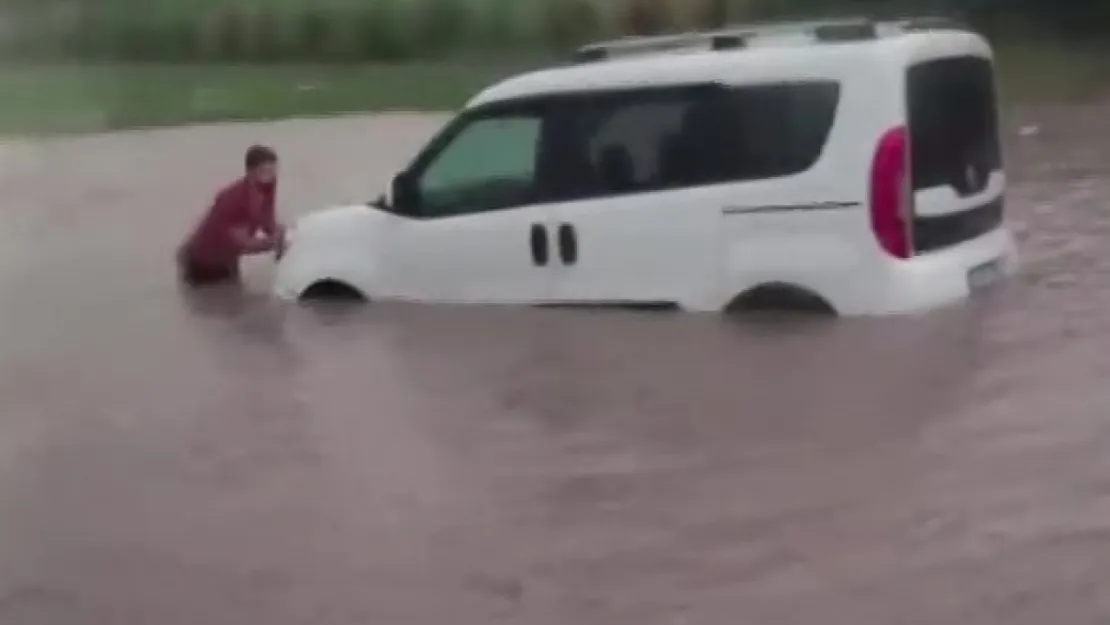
[898,16,969,32]
[573,17,875,62]
[572,15,971,63]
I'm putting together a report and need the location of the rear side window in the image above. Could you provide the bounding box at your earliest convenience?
[546,81,840,201]
[907,56,1002,194]
[726,82,840,182]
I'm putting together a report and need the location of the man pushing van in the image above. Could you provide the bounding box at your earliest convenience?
[177,145,286,286]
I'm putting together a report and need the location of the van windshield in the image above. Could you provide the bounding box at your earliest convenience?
[907,55,1002,195]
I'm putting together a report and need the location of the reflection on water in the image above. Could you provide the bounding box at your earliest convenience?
[0,107,1109,624]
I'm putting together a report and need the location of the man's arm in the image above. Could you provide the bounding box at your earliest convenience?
[256,188,285,257]
[208,187,277,256]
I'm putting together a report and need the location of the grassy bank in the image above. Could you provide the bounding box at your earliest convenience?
[0,62,533,135]
[993,43,1110,102]
[0,0,626,63]
[0,44,1107,136]
[2,0,1107,137]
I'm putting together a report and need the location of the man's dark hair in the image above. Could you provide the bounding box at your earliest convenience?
[244,145,277,170]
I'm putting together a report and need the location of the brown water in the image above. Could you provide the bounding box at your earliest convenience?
[0,106,1108,624]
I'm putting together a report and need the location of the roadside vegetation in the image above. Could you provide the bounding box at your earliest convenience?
[0,0,1106,134]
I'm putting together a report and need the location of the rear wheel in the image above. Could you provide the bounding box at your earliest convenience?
[725,283,836,316]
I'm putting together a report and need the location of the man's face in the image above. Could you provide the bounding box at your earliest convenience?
[249,161,278,185]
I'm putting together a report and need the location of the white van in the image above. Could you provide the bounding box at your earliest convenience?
[274,17,1017,315]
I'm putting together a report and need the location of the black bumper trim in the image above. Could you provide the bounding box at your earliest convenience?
[913,196,1003,254]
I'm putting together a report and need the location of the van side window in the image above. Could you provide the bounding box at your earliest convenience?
[545,82,840,202]
[727,82,841,181]
[586,99,686,193]
[414,114,543,218]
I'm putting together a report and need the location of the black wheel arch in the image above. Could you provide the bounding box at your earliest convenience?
[298,279,367,302]
[724,282,837,316]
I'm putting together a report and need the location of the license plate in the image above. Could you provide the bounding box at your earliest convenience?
[967,259,1003,291]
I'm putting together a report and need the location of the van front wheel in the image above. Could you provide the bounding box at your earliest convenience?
[299,280,366,302]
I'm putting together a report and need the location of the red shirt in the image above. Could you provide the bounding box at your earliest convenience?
[180,177,277,267]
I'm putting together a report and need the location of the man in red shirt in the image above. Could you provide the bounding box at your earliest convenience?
[177,145,286,286]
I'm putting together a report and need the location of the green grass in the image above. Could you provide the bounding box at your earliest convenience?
[0,62,535,135]
[1,42,1108,136]
[0,0,618,64]
[993,43,1110,103]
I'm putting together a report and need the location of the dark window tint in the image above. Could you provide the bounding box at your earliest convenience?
[547,82,840,201]
[727,82,840,182]
[907,56,1002,194]
[913,196,1003,253]
[402,82,841,217]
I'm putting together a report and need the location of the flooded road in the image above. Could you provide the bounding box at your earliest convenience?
[0,105,1109,624]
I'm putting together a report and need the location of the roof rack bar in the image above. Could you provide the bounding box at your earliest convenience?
[898,16,968,32]
[711,34,746,50]
[573,47,608,63]
[813,21,877,41]
[576,31,731,58]
[572,16,970,63]
[574,16,875,61]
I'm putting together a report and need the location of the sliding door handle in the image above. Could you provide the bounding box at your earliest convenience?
[557,223,577,265]
[529,223,549,266]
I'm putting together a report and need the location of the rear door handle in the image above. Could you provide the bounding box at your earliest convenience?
[557,223,577,265]
[530,223,548,266]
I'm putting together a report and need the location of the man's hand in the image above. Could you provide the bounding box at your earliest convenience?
[273,225,287,260]
[230,227,277,255]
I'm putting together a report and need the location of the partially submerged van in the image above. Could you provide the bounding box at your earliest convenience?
[275,17,1016,315]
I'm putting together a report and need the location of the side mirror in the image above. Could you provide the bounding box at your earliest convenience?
[391,171,419,213]
[368,193,389,211]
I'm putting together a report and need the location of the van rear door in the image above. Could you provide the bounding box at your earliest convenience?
[906,54,1004,254]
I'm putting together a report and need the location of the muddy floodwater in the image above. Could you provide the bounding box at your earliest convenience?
[0,105,1109,624]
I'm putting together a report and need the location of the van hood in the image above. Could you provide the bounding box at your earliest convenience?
[293,203,393,230]
[274,203,397,299]
[288,203,396,248]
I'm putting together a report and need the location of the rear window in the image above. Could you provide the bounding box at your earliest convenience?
[907,55,1002,194]
[545,81,841,201]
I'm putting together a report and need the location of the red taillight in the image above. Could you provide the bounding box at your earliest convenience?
[869,126,913,259]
